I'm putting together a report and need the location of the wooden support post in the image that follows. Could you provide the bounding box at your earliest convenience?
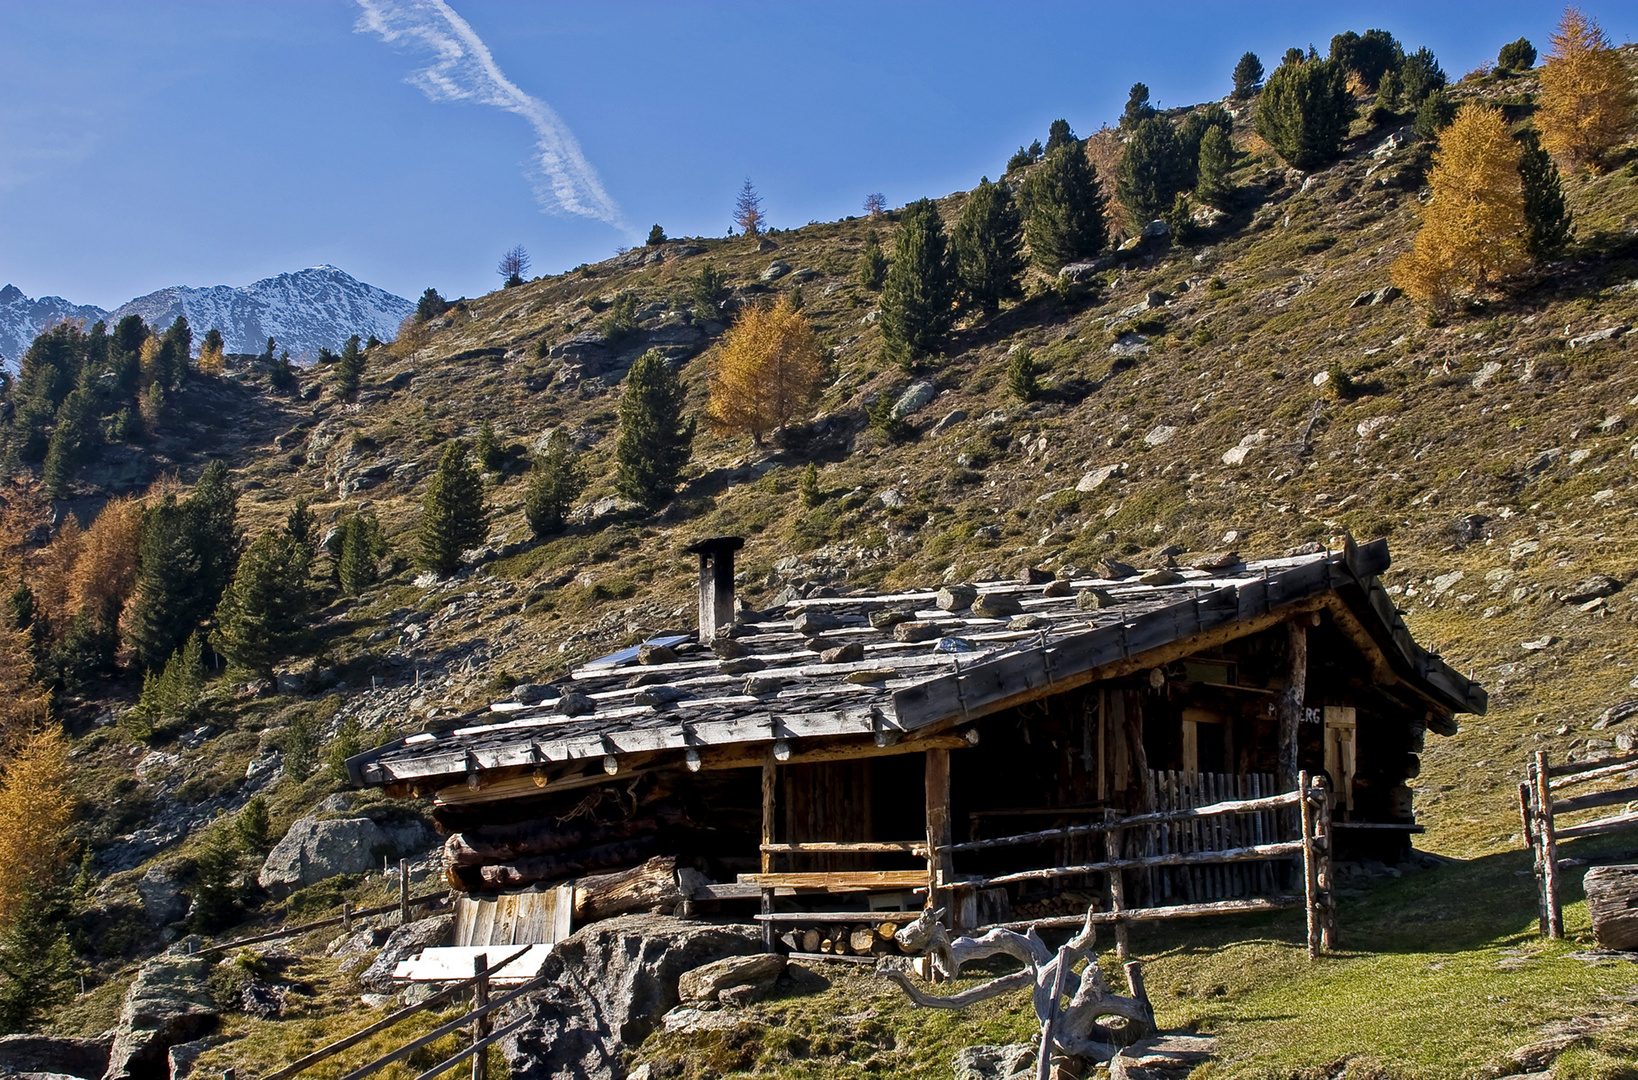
[925,748,953,923]
[761,750,777,952]
[399,860,411,926]
[1313,774,1336,951]
[1277,621,1308,796]
[1523,766,1549,936]
[1534,750,1563,939]
[1299,770,1321,960]
[341,902,352,934]
[471,953,490,1080]
[1106,817,1129,960]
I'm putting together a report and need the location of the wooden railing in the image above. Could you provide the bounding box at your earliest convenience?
[1522,748,1638,938]
[261,947,539,1080]
[199,861,446,956]
[944,773,1336,960]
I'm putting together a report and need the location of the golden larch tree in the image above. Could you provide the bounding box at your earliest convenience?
[196,340,226,375]
[0,724,75,925]
[1392,103,1529,311]
[706,296,825,444]
[1537,8,1636,171]
[70,495,144,619]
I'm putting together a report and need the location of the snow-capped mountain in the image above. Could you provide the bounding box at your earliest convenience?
[0,266,415,370]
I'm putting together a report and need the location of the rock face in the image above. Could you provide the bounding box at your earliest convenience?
[0,1034,112,1079]
[258,813,433,894]
[103,958,218,1080]
[358,914,455,992]
[136,864,189,926]
[505,915,762,1080]
[953,1043,1035,1080]
[676,953,785,1003]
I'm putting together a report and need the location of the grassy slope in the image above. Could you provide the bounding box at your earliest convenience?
[45,52,1638,1080]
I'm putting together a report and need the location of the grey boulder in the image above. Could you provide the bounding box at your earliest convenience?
[103,958,217,1080]
[357,915,455,993]
[258,815,433,895]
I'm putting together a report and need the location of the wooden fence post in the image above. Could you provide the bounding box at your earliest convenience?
[1106,815,1129,960]
[761,750,777,953]
[925,748,953,925]
[399,860,411,926]
[1533,750,1563,939]
[1313,774,1336,951]
[341,902,352,934]
[471,954,490,1080]
[1299,770,1321,960]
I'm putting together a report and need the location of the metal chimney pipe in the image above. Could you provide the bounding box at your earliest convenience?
[684,536,745,642]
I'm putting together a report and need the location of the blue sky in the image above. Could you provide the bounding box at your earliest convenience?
[1,1,1631,310]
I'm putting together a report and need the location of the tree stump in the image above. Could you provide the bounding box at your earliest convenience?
[1584,865,1638,950]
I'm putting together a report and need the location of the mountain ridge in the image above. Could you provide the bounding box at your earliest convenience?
[0,265,414,370]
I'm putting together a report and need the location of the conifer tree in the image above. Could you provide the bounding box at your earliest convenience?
[131,633,207,732]
[1392,103,1529,311]
[1394,47,1447,111]
[690,264,731,319]
[0,880,74,1032]
[1045,119,1075,152]
[1414,89,1457,139]
[706,296,825,444]
[1329,29,1402,91]
[1007,347,1039,403]
[415,288,450,322]
[799,462,822,508]
[1537,8,1635,171]
[855,234,888,290]
[188,819,241,932]
[285,498,315,551]
[334,335,365,400]
[1518,127,1572,261]
[1021,143,1108,272]
[1497,37,1537,74]
[189,461,242,612]
[235,795,271,855]
[524,431,586,538]
[733,178,764,237]
[614,351,694,509]
[474,421,502,472]
[418,441,489,574]
[41,389,95,498]
[1120,84,1156,130]
[1177,104,1233,186]
[337,513,386,596]
[1232,52,1264,99]
[1118,117,1191,228]
[212,532,313,680]
[159,318,192,389]
[1196,125,1237,207]
[952,177,1025,314]
[127,495,203,672]
[879,198,956,368]
[47,600,118,694]
[1256,58,1356,170]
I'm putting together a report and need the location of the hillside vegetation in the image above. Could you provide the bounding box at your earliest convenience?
[4,19,1638,1080]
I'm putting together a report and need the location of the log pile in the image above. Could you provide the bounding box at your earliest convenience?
[777,921,908,958]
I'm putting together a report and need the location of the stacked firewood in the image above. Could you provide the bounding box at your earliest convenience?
[776,921,911,957]
[1009,891,1101,921]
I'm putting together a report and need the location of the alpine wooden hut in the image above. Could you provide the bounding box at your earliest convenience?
[350,536,1484,940]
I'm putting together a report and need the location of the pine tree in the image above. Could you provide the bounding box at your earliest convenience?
[1329,29,1402,91]
[334,335,365,400]
[0,880,74,1032]
[524,431,586,538]
[474,420,503,472]
[854,234,888,290]
[131,633,207,731]
[706,296,826,444]
[1117,117,1190,228]
[212,532,314,680]
[415,288,450,322]
[127,495,203,672]
[41,389,95,498]
[646,225,667,247]
[1256,58,1356,170]
[1518,128,1573,261]
[1120,83,1156,130]
[1177,104,1233,186]
[1007,347,1039,403]
[235,795,271,855]
[1537,8,1636,171]
[189,460,242,614]
[733,178,764,237]
[1021,143,1108,272]
[1045,119,1075,152]
[285,498,316,550]
[47,600,118,694]
[159,317,192,389]
[188,819,241,933]
[879,198,956,368]
[337,513,386,596]
[798,462,822,508]
[1196,125,1237,207]
[952,177,1025,314]
[1232,52,1264,99]
[1394,47,1447,111]
[418,441,489,574]
[1392,103,1529,311]
[1415,89,1457,139]
[1497,37,1537,74]
[690,264,731,319]
[614,351,694,509]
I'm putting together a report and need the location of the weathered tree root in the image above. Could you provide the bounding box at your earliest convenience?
[879,906,1154,1072]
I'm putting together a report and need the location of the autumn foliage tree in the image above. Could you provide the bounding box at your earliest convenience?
[706,296,826,444]
[0,724,75,930]
[1392,103,1528,311]
[1537,8,1636,171]
[733,178,764,237]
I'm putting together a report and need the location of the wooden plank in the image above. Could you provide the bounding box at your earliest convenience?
[413,1017,532,1080]
[736,871,932,889]
[393,945,553,983]
[988,895,1302,931]
[926,747,953,920]
[1301,771,1321,960]
[1330,822,1425,832]
[753,911,908,923]
[1548,751,1638,782]
[973,841,1307,887]
[940,790,1302,853]
[1552,809,1638,840]
[335,972,552,1080]
[761,842,928,854]
[784,951,878,965]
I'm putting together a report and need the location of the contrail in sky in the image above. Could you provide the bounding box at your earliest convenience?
[354,0,625,229]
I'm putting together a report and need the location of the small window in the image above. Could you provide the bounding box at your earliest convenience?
[1182,659,1237,686]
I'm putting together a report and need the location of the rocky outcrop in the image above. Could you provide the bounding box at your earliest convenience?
[504,915,762,1080]
[953,1043,1035,1080]
[103,958,217,1080]
[257,813,433,895]
[0,1034,113,1079]
[357,914,455,993]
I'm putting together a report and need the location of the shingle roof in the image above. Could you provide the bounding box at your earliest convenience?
[351,538,1484,789]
